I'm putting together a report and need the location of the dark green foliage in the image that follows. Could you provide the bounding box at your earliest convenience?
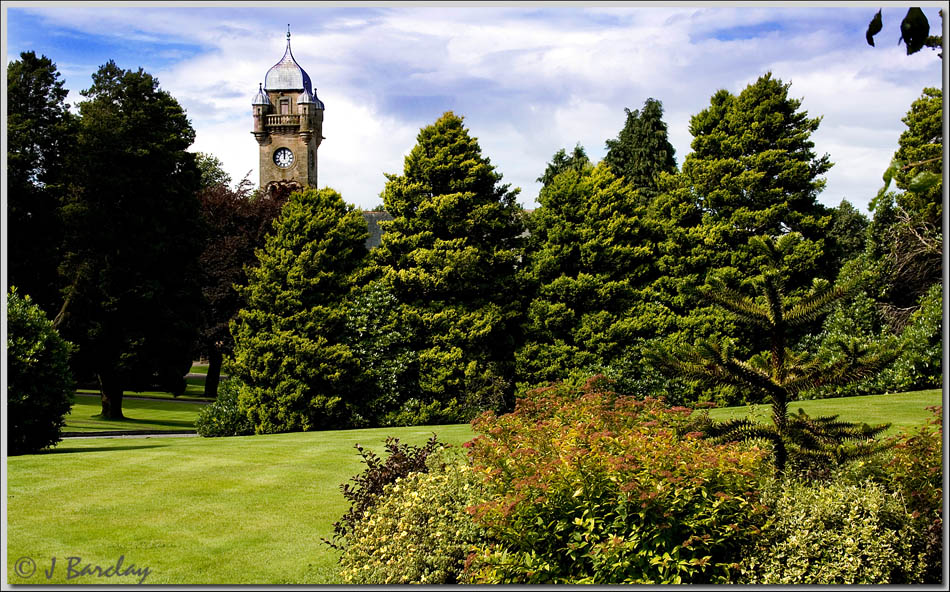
[229,188,368,433]
[536,143,591,187]
[825,199,869,268]
[196,178,287,398]
[7,288,75,455]
[516,162,660,390]
[57,61,204,418]
[337,447,489,584]
[194,379,254,437]
[325,434,444,551]
[343,279,418,426]
[740,478,927,583]
[654,234,895,473]
[644,74,836,405]
[867,8,942,56]
[371,111,525,419]
[603,98,677,194]
[465,378,770,584]
[6,51,77,316]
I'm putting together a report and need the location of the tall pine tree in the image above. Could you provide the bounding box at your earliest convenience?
[7,51,77,316]
[517,162,661,391]
[603,98,677,195]
[229,188,369,433]
[371,112,525,419]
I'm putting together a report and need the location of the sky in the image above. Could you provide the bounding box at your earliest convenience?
[3,2,946,213]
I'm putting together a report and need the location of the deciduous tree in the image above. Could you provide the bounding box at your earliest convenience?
[196,177,287,398]
[56,61,204,418]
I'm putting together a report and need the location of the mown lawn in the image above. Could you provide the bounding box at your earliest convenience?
[64,395,205,432]
[7,425,474,585]
[8,389,942,585]
[706,389,942,435]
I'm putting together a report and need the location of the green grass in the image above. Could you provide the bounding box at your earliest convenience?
[7,425,474,585]
[706,389,942,435]
[64,395,204,433]
[189,364,210,374]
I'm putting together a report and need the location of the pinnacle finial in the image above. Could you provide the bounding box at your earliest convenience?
[287,24,291,39]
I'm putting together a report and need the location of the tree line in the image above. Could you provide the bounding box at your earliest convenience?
[7,50,942,433]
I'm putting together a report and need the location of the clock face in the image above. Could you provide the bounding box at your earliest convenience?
[273,147,294,168]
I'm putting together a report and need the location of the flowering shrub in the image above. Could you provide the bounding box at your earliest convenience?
[463,377,771,584]
[194,379,254,437]
[740,478,927,584]
[338,448,490,584]
[325,434,443,549]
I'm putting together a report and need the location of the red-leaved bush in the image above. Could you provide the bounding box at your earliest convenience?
[462,377,771,584]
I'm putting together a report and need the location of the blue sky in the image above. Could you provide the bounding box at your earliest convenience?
[4,3,945,212]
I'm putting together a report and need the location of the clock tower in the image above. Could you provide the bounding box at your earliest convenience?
[252,26,325,193]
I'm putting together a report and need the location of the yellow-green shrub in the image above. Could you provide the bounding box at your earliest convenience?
[740,478,927,584]
[338,448,489,584]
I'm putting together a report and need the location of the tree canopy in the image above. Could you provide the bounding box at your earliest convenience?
[6,51,77,315]
[229,188,369,433]
[56,61,204,418]
[371,111,526,419]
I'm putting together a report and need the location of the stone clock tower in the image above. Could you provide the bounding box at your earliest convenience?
[252,26,325,193]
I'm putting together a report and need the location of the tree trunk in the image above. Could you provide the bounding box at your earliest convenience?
[204,348,223,398]
[99,374,125,419]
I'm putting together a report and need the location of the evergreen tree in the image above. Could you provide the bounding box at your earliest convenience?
[654,234,894,473]
[371,111,525,419]
[536,143,591,187]
[229,188,369,433]
[7,51,77,316]
[56,61,203,418]
[517,162,660,390]
[603,98,677,195]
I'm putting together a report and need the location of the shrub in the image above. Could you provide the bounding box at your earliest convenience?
[464,377,771,584]
[380,397,464,427]
[194,379,254,437]
[338,448,490,584]
[325,434,443,549]
[7,287,75,454]
[740,478,927,584]
[880,406,943,583]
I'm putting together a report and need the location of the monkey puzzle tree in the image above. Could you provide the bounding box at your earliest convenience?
[654,234,896,473]
[229,188,369,433]
[371,111,525,419]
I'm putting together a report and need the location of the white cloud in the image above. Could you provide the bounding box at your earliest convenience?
[8,5,942,213]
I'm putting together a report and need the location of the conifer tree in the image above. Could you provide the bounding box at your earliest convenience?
[371,112,525,419]
[517,162,660,389]
[229,188,369,433]
[603,98,677,195]
[654,234,895,473]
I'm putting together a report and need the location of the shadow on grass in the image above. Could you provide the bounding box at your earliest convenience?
[40,444,170,455]
[88,415,196,429]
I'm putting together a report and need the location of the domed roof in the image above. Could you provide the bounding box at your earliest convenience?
[296,87,326,109]
[264,27,313,93]
[251,82,271,105]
